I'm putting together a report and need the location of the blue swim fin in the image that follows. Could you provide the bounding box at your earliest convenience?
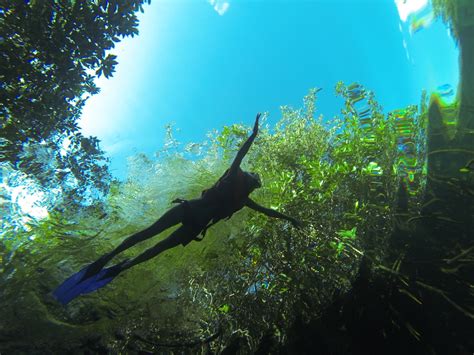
[53,263,123,305]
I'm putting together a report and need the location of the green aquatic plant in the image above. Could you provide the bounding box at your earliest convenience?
[432,0,459,38]
[178,85,427,352]
[432,0,474,40]
[0,85,429,353]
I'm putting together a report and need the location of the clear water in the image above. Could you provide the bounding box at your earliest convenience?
[1,0,472,353]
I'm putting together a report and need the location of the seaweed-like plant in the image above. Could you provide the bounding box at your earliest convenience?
[0,85,428,353]
[182,84,427,352]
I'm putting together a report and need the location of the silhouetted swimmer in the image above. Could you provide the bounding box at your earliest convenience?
[53,113,301,304]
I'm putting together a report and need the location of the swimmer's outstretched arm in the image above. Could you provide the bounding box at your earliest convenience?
[245,198,302,228]
[229,113,261,174]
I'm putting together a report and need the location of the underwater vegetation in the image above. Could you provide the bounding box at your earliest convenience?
[1,85,429,353]
[432,0,473,40]
[1,0,473,354]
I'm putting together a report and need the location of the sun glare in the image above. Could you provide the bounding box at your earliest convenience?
[10,185,49,221]
[394,0,428,22]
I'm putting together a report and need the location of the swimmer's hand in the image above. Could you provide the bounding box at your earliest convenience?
[289,217,303,230]
[253,113,261,136]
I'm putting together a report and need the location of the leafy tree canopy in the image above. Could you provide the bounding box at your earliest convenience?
[0,0,150,202]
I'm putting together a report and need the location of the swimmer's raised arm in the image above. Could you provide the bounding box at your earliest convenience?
[229,113,261,174]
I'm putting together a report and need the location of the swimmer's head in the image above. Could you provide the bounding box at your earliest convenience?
[245,171,262,191]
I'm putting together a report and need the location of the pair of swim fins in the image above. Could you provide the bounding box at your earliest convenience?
[52,261,125,305]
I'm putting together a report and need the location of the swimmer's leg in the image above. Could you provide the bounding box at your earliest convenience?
[102,225,192,277]
[53,211,190,304]
[81,203,186,280]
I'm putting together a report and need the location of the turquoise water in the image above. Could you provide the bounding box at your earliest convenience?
[79,0,459,179]
[1,1,473,353]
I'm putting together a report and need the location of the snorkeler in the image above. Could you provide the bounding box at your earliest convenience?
[53,113,301,304]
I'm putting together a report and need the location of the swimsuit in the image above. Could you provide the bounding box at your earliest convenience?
[175,168,250,245]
